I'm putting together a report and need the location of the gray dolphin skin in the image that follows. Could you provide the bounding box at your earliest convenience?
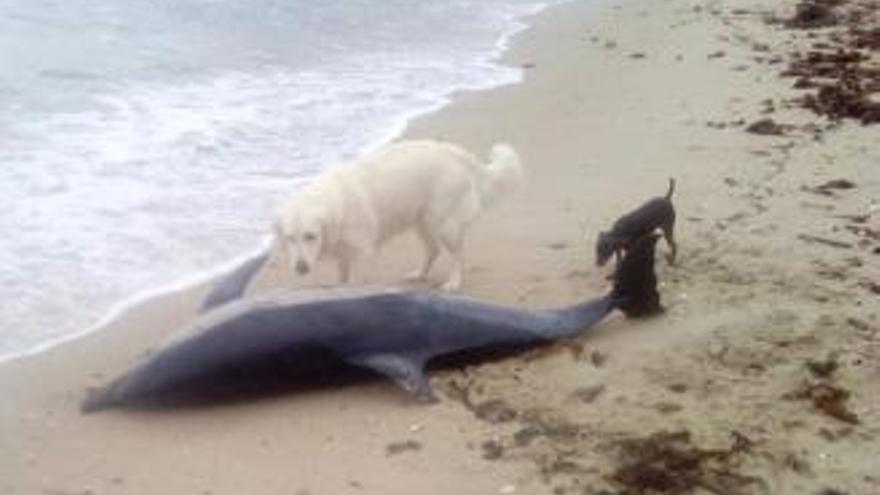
[199,248,271,312]
[82,235,661,412]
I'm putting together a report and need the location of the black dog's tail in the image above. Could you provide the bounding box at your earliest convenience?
[611,234,663,318]
[666,178,676,200]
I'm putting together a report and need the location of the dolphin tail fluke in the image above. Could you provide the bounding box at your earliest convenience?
[200,248,271,313]
[611,234,663,318]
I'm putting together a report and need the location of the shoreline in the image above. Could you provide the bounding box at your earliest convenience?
[0,0,565,363]
[2,0,878,493]
[0,237,276,365]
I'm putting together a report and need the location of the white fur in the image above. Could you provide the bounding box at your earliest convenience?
[275,140,523,291]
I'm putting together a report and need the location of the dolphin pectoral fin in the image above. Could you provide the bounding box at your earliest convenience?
[349,354,433,400]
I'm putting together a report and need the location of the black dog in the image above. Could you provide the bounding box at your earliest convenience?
[596,178,677,267]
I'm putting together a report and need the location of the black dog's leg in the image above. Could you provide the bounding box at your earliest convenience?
[662,221,677,266]
[605,248,625,280]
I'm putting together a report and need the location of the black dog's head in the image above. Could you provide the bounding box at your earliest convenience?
[595,231,618,267]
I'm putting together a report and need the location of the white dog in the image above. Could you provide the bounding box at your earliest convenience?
[274,140,523,291]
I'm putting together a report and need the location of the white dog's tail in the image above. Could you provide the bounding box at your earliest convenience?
[478,143,524,209]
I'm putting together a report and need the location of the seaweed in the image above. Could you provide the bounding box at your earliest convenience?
[786,382,860,424]
[785,0,844,29]
[608,430,765,494]
[768,0,880,125]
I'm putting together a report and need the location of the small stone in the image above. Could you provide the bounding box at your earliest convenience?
[745,118,786,136]
[805,356,839,378]
[385,440,422,456]
[570,384,606,404]
[655,402,683,414]
[473,399,517,424]
[482,439,504,460]
[668,383,688,393]
[513,426,542,447]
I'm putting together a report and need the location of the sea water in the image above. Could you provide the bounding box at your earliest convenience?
[0,0,557,358]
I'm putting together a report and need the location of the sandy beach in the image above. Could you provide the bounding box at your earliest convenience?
[2,0,878,493]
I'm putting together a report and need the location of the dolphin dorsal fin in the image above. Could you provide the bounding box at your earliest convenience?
[348,353,432,400]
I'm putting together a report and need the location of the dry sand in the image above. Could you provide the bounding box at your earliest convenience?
[1,0,878,493]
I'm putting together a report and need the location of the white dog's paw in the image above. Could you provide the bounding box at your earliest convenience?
[405,270,428,282]
[440,279,461,292]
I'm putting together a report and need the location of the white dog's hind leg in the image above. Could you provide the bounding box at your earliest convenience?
[406,223,441,281]
[438,228,465,292]
[432,187,480,292]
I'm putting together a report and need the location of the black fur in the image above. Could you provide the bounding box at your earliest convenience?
[612,234,663,317]
[596,178,677,267]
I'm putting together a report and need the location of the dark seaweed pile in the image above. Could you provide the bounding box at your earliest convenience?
[609,430,764,494]
[785,0,845,29]
[778,0,880,124]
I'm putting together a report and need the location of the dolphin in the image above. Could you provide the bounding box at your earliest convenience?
[81,235,662,412]
[200,248,271,312]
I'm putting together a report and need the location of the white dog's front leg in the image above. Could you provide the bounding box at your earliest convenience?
[272,237,299,286]
[441,265,461,292]
[338,256,356,285]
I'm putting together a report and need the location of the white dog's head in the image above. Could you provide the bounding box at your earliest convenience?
[274,200,326,276]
